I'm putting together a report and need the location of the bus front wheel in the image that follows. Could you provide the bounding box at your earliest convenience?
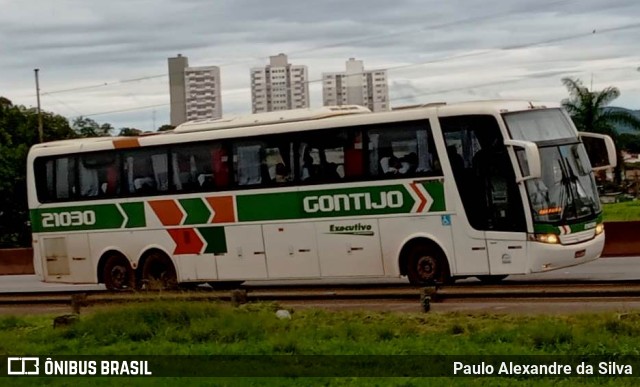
[406,244,449,285]
[141,252,178,290]
[103,254,135,291]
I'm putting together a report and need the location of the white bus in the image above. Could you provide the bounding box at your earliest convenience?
[27,102,616,290]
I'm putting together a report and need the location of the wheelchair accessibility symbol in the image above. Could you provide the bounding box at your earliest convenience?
[441,215,451,226]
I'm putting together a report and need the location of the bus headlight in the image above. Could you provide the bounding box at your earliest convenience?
[529,233,560,244]
[595,223,604,235]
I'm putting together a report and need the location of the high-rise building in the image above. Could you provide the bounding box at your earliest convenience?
[322,58,390,112]
[168,55,222,126]
[184,66,222,122]
[168,54,189,126]
[250,53,309,113]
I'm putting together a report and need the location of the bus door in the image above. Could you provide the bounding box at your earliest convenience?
[41,233,93,283]
[441,115,527,276]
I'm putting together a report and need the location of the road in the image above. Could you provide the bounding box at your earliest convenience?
[1,256,640,293]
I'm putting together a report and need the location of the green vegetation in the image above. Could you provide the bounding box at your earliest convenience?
[2,301,640,385]
[562,77,640,185]
[0,98,151,247]
[602,201,640,222]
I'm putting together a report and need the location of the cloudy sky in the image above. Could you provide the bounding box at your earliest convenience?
[2,0,639,131]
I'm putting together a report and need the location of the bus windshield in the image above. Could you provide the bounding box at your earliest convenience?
[503,109,601,223]
[524,144,600,223]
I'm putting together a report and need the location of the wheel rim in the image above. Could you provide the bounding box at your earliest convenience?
[109,264,128,289]
[416,255,437,281]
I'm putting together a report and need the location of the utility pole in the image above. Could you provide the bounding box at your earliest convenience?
[34,69,44,143]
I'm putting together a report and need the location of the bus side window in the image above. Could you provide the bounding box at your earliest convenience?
[235,143,264,186]
[172,143,221,192]
[79,160,100,197]
[367,121,439,179]
[124,149,168,195]
[299,129,357,183]
[211,144,229,188]
[34,157,76,202]
[79,153,120,198]
[300,145,319,182]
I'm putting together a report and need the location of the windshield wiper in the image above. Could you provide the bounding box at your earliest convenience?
[559,155,596,219]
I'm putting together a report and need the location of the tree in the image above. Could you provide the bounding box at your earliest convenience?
[0,98,76,247]
[618,133,640,154]
[561,77,640,182]
[72,116,113,137]
[157,124,175,132]
[562,78,640,136]
[118,127,143,136]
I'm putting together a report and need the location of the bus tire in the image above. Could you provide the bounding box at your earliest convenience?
[476,275,508,284]
[141,251,178,290]
[103,254,135,291]
[406,243,449,285]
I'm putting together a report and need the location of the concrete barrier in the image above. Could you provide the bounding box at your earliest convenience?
[0,223,639,275]
[601,221,640,257]
[0,248,35,275]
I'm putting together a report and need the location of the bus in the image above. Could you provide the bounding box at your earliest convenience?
[26,101,616,290]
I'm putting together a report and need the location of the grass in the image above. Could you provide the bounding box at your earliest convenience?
[2,301,640,385]
[602,201,640,222]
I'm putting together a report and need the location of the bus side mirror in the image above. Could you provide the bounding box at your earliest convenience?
[503,139,542,183]
[578,132,617,171]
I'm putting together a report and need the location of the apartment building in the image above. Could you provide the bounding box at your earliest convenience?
[250,53,309,113]
[322,58,389,112]
[184,66,222,121]
[168,55,222,125]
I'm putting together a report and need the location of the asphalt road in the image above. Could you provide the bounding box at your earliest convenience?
[1,256,639,294]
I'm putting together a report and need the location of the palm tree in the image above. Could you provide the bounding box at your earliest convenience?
[561,77,640,183]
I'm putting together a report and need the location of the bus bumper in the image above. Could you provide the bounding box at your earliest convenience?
[528,232,605,273]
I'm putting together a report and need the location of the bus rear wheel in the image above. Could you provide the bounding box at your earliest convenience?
[103,254,135,291]
[141,252,178,290]
[406,244,449,285]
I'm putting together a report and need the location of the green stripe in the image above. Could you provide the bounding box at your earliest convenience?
[237,182,446,222]
[30,181,447,232]
[533,213,603,234]
[31,204,124,233]
[198,227,227,254]
[423,181,445,212]
[180,198,211,225]
[121,202,146,228]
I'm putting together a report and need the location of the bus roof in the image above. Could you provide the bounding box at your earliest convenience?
[174,105,372,133]
[28,100,560,154]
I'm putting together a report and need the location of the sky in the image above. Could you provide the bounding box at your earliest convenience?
[1,0,640,132]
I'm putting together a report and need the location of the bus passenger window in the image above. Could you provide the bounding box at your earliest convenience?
[123,149,168,195]
[235,144,264,186]
[79,153,119,199]
[211,144,230,189]
[35,157,76,202]
[172,143,224,192]
[298,129,359,183]
[367,121,440,178]
[235,138,293,187]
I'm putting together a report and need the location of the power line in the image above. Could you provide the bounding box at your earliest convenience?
[392,64,640,103]
[82,103,168,117]
[77,21,640,118]
[41,0,577,97]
